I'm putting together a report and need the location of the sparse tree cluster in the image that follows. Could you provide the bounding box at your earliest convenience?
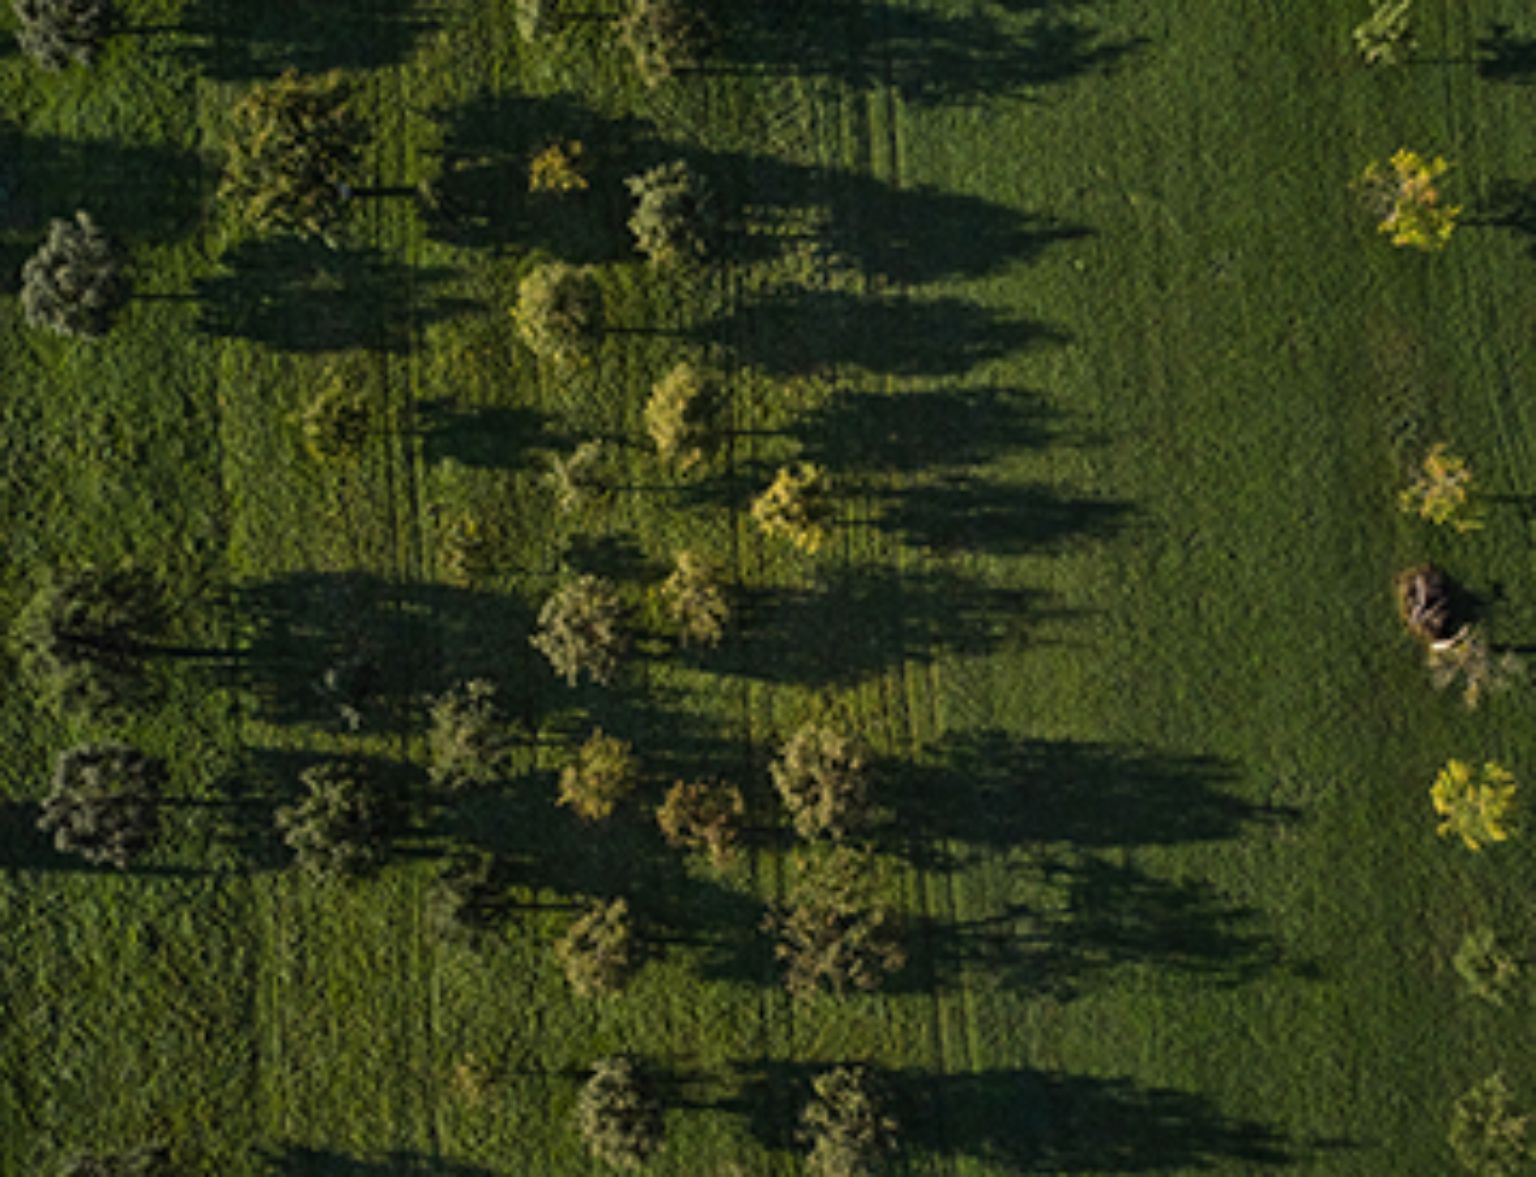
[21,211,128,338]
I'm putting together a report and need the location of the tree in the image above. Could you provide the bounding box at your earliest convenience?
[1449,1073,1532,1176]
[21,211,128,337]
[57,1146,173,1177]
[766,847,905,999]
[659,550,729,646]
[39,744,166,869]
[1355,149,1461,251]
[617,0,712,86]
[1431,759,1517,852]
[531,575,628,687]
[12,0,109,70]
[656,779,744,866]
[801,1065,899,1177]
[275,758,387,879]
[546,440,610,515]
[515,0,561,42]
[645,363,718,470]
[574,1056,664,1170]
[1400,443,1482,532]
[770,724,872,840]
[1352,0,1414,66]
[554,897,638,996]
[625,160,713,266]
[1453,927,1519,1006]
[427,679,510,791]
[1395,563,1457,643]
[219,69,367,238]
[529,140,588,195]
[558,729,639,821]
[1426,626,1524,710]
[512,262,602,364]
[12,566,164,716]
[752,463,832,553]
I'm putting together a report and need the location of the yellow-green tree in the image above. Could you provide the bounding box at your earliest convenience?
[1399,443,1481,532]
[1355,149,1461,251]
[1431,759,1517,851]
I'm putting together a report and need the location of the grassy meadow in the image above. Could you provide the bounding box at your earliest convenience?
[4,0,1536,1172]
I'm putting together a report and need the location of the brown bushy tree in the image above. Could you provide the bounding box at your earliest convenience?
[659,550,729,646]
[625,160,713,266]
[575,1056,665,1170]
[656,779,744,866]
[555,897,638,996]
[220,69,368,238]
[558,730,639,821]
[532,575,628,687]
[21,211,128,337]
[617,0,712,85]
[275,758,387,879]
[645,363,718,470]
[770,724,872,840]
[12,0,110,70]
[39,744,166,869]
[513,262,602,363]
[767,847,905,999]
[801,1065,900,1177]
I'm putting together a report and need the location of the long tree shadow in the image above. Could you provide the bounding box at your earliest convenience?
[1478,22,1536,83]
[884,729,1294,857]
[256,1144,498,1177]
[416,400,565,470]
[709,0,1147,104]
[1473,179,1536,258]
[873,475,1131,556]
[175,0,439,80]
[682,565,1068,687]
[194,238,477,353]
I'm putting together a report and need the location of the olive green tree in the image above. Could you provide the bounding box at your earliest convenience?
[532,575,628,687]
[752,463,832,553]
[39,744,166,869]
[626,160,713,266]
[555,897,638,996]
[275,758,387,879]
[1448,1073,1533,1176]
[617,0,712,85]
[645,363,718,470]
[558,730,639,821]
[12,0,110,70]
[656,779,744,866]
[770,724,872,840]
[802,1065,900,1177]
[512,263,602,363]
[427,679,510,791]
[21,212,128,337]
[767,847,905,999]
[574,1056,665,1169]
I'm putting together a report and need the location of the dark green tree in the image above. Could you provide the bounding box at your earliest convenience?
[513,262,602,363]
[574,1056,665,1170]
[12,0,110,70]
[219,69,368,238]
[802,1065,899,1177]
[554,897,638,996]
[770,724,872,840]
[625,160,714,266]
[275,759,387,879]
[39,744,166,869]
[531,575,628,687]
[767,847,905,999]
[21,211,128,337]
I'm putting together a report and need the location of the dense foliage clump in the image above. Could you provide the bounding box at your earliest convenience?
[1431,759,1517,852]
[1448,1073,1532,1176]
[626,160,713,265]
[555,897,638,996]
[558,730,639,821]
[770,724,872,840]
[427,679,510,791]
[513,262,602,363]
[752,463,832,553]
[656,779,744,866]
[532,575,628,687]
[659,550,729,647]
[1355,148,1460,251]
[12,0,110,70]
[574,1056,665,1169]
[801,1065,900,1177]
[767,847,905,998]
[39,744,166,869]
[21,211,127,337]
[276,759,388,879]
[645,363,718,470]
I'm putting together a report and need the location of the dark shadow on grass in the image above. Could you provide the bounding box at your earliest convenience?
[708,0,1147,105]
[256,1144,498,1177]
[1473,179,1536,259]
[1478,22,1536,83]
[175,0,440,80]
[416,400,564,470]
[873,475,1131,556]
[195,238,477,353]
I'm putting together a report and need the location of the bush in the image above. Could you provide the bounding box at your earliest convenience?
[575,1056,664,1170]
[1448,1073,1532,1176]
[546,441,610,515]
[659,551,729,646]
[625,160,713,266]
[617,0,712,86]
[656,780,745,866]
[275,759,387,879]
[555,898,638,996]
[532,575,628,687]
[558,730,639,821]
[752,463,832,553]
[39,744,166,869]
[12,0,109,70]
[21,211,127,337]
[645,363,718,469]
[1353,0,1414,66]
[299,380,370,461]
[512,262,602,363]
[427,679,509,791]
[767,847,905,998]
[1431,759,1517,852]
[770,725,871,840]
[801,1065,899,1177]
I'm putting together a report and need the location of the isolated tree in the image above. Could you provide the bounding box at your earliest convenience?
[558,729,639,821]
[1431,759,1517,852]
[427,679,509,791]
[1400,443,1482,532]
[659,550,729,646]
[39,744,166,869]
[1355,148,1461,251]
[546,440,610,515]
[1426,626,1524,710]
[1449,1073,1533,1176]
[617,0,712,85]
[275,758,387,879]
[1352,0,1414,66]
[12,566,163,716]
[219,69,367,238]
[625,160,713,266]
[513,262,602,363]
[770,724,872,840]
[21,211,128,337]
[532,575,628,687]
[767,847,905,999]
[1453,927,1519,1006]
[555,897,638,996]
[574,1056,664,1170]
[752,463,832,553]
[12,0,110,70]
[645,362,718,469]
[57,1145,173,1177]
[529,140,588,195]
[801,1065,900,1177]
[656,779,744,866]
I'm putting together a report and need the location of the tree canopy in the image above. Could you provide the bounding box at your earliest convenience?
[275,759,389,879]
[21,211,128,337]
[531,574,628,687]
[574,1056,665,1169]
[12,0,110,70]
[39,744,166,869]
[770,724,873,840]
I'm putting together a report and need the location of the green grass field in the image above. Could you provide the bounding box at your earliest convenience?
[5,0,1536,1172]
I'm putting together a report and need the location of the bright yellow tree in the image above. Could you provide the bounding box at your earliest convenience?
[1356,149,1461,251]
[1399,442,1482,532]
[1431,759,1517,851]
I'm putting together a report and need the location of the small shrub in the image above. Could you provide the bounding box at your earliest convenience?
[752,462,832,553]
[1449,1073,1532,1176]
[645,362,718,469]
[21,211,127,337]
[1400,443,1482,532]
[801,1065,899,1177]
[427,850,507,944]
[512,262,602,363]
[770,724,871,840]
[1355,149,1461,251]
[656,780,745,866]
[12,0,109,70]
[1427,626,1524,710]
[1353,0,1414,66]
[767,846,905,999]
[555,897,638,996]
[300,381,370,460]
[1431,759,1517,852]
[559,729,639,821]
[1453,927,1519,1006]
[625,160,713,265]
[529,140,588,195]
[39,744,166,869]
[531,575,628,687]
[427,679,508,791]
[276,758,387,879]
[617,0,712,86]
[659,550,729,646]
[574,1056,664,1170]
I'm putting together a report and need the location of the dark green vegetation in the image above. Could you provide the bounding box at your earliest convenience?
[7,0,1536,1173]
